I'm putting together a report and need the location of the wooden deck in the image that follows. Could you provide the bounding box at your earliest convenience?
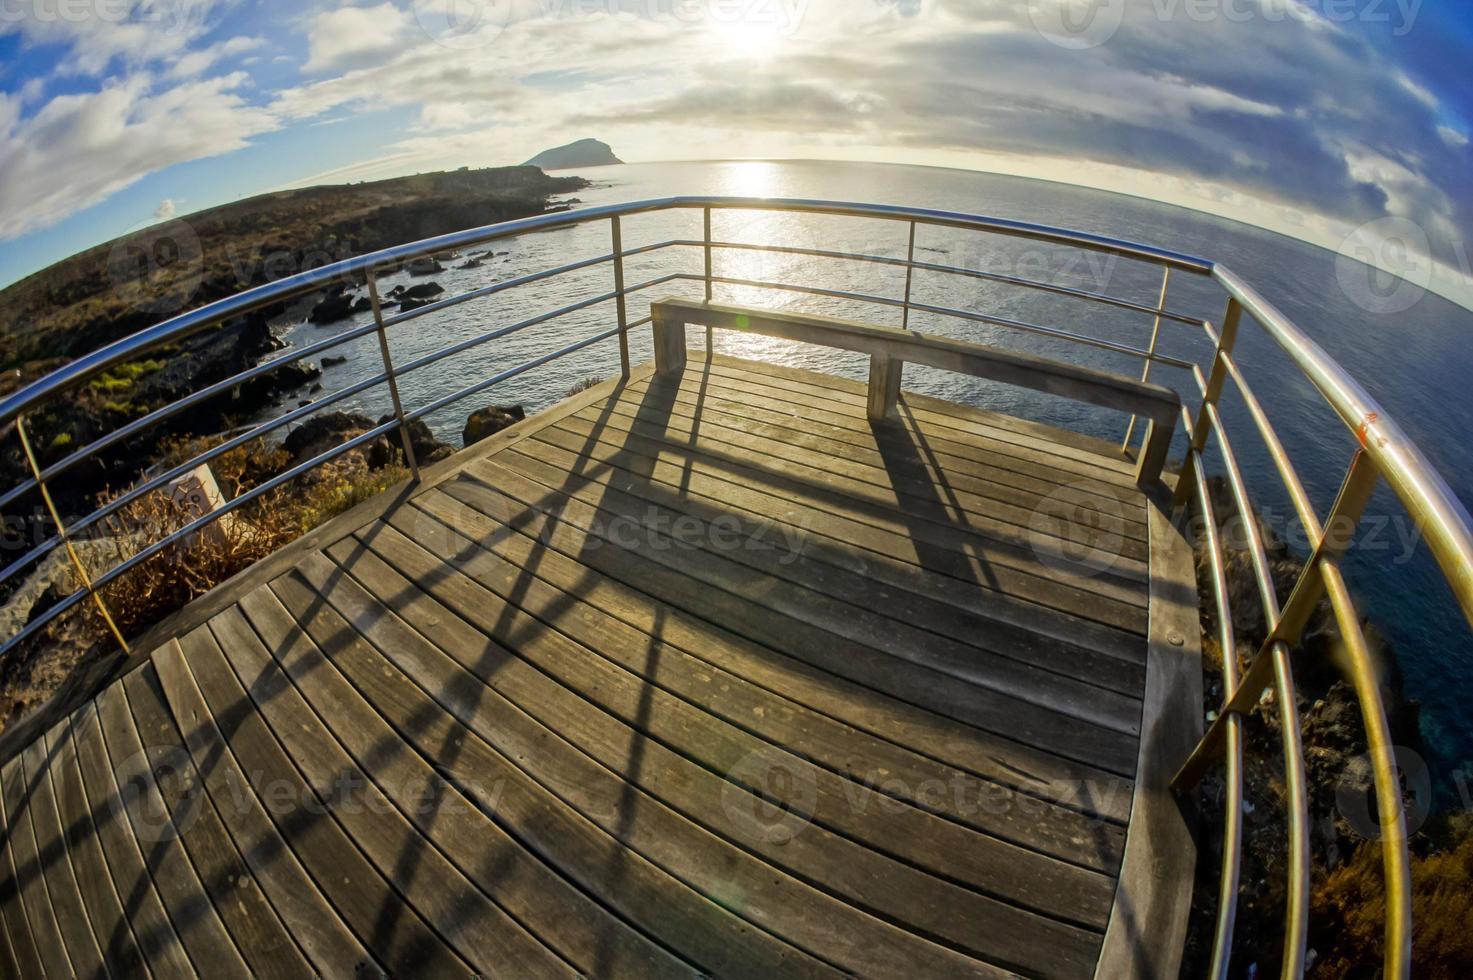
[0,353,1201,978]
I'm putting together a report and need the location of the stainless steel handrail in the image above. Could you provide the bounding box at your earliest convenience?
[2,195,1465,980]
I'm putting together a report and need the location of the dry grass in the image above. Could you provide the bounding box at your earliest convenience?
[75,434,407,643]
[1310,822,1473,977]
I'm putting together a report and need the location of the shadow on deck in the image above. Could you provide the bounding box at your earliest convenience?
[0,353,1201,979]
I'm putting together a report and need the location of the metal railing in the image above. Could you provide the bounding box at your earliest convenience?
[3,196,1470,977]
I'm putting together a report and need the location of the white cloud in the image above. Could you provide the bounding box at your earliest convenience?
[303,3,413,73]
[0,74,277,240]
[1439,125,1469,149]
[153,197,177,220]
[167,35,264,80]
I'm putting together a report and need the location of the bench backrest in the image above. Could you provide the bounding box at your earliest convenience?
[649,297,1180,485]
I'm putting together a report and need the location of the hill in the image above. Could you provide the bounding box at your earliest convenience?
[0,165,588,376]
[523,139,623,171]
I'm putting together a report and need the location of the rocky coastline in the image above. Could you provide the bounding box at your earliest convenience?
[1180,476,1471,975]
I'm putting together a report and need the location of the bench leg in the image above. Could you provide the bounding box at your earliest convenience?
[1135,417,1175,486]
[867,354,904,420]
[652,316,687,377]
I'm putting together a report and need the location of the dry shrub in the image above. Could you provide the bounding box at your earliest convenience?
[78,435,407,641]
[1310,825,1473,977]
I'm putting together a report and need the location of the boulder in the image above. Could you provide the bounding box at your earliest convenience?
[283,412,376,463]
[402,282,444,300]
[321,355,348,367]
[309,285,362,325]
[407,257,444,276]
[456,258,485,270]
[462,404,526,447]
[377,414,454,465]
[399,297,433,313]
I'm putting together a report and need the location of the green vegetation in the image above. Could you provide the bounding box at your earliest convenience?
[87,358,164,394]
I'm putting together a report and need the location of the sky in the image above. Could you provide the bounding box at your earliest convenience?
[1,0,1471,307]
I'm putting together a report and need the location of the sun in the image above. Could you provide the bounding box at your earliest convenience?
[707,14,788,60]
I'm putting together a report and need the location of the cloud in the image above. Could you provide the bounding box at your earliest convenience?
[153,197,177,220]
[167,35,264,80]
[0,74,276,240]
[303,3,414,73]
[0,0,221,75]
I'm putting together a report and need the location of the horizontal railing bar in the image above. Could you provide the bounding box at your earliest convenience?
[699,238,1205,326]
[0,321,387,511]
[683,272,1194,369]
[0,198,1214,427]
[0,367,390,590]
[1202,400,1310,978]
[1216,265,1473,628]
[406,326,622,423]
[391,273,681,381]
[1188,437,1245,980]
[0,417,400,659]
[376,242,683,330]
[695,197,1216,272]
[908,257,1204,326]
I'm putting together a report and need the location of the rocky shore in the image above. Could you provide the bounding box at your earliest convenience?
[1180,476,1471,975]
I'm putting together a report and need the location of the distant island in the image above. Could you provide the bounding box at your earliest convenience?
[523,138,623,171]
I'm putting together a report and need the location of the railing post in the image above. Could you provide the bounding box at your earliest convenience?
[13,415,129,653]
[1123,265,1171,451]
[901,220,917,331]
[1173,296,1243,509]
[611,216,631,379]
[703,206,714,353]
[366,269,420,481]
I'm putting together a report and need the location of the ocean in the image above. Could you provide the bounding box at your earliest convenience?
[269,159,1473,778]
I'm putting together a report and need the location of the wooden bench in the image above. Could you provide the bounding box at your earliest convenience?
[650,297,1181,485]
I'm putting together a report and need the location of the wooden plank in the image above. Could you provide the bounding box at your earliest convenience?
[231,584,689,980]
[45,716,149,976]
[705,353,1142,469]
[530,416,1148,673]
[242,573,845,980]
[423,471,1138,778]
[391,486,1135,830]
[582,388,1152,573]
[177,620,470,978]
[284,548,1037,979]
[2,752,73,976]
[340,508,1127,872]
[618,370,1149,533]
[311,538,1116,947]
[121,663,311,978]
[654,359,1145,492]
[93,680,250,976]
[559,399,1152,612]
[208,601,525,978]
[1094,499,1203,979]
[496,440,1142,729]
[70,700,194,975]
[0,757,45,977]
[0,368,662,779]
[449,462,1141,774]
[22,733,105,977]
[151,639,376,978]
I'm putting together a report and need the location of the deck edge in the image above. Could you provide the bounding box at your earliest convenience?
[1094,496,1203,979]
